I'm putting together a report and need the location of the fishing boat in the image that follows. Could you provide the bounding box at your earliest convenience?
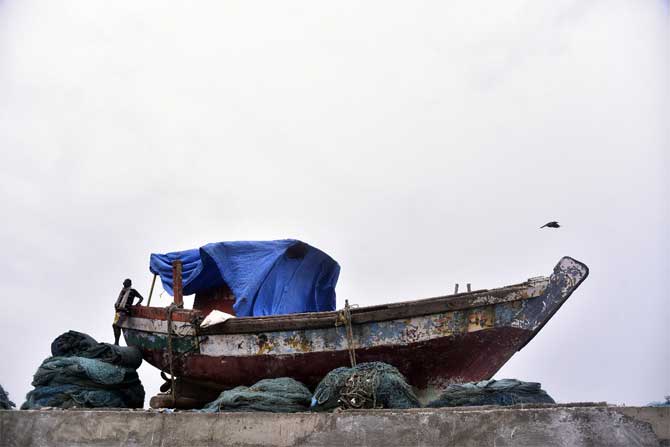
[119,242,588,408]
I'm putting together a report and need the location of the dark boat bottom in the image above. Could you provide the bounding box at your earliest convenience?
[149,377,220,409]
[143,326,533,408]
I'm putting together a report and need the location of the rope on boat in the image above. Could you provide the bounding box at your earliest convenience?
[336,299,357,367]
[166,303,178,403]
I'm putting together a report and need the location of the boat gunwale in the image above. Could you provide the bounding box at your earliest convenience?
[127,277,549,335]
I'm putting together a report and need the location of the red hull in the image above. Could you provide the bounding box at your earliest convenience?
[138,326,530,391]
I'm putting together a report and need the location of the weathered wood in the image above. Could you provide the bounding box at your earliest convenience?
[149,394,204,410]
[129,281,546,335]
[147,273,157,307]
[197,281,547,335]
[172,260,183,308]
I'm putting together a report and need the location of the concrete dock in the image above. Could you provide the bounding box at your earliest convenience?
[1,404,668,446]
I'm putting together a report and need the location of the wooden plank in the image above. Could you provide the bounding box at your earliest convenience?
[200,281,548,335]
[130,279,549,335]
[173,260,183,308]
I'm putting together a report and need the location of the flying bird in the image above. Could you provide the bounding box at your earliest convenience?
[540,221,560,229]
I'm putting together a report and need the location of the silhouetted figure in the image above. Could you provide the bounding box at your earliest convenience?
[540,221,560,229]
[113,278,144,345]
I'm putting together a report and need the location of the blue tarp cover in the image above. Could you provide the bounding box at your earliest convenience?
[149,240,340,317]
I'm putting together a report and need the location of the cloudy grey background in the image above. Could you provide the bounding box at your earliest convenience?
[1,0,667,407]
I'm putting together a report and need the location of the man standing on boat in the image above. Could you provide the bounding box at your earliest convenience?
[113,278,144,345]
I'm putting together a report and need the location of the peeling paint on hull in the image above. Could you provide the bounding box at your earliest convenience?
[132,326,530,400]
[121,256,588,401]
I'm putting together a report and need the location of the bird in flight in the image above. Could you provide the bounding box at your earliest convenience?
[540,221,560,229]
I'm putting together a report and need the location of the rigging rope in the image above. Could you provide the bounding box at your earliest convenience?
[336,299,357,367]
[166,303,177,403]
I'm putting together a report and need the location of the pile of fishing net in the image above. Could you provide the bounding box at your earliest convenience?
[311,362,420,411]
[0,384,15,409]
[50,330,142,368]
[647,396,670,407]
[202,377,312,413]
[22,331,145,409]
[427,379,555,408]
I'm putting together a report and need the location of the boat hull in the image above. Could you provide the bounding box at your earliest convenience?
[132,325,531,402]
[122,256,588,404]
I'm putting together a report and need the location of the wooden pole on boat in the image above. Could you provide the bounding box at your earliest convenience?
[466,283,471,292]
[343,300,356,367]
[172,260,183,308]
[454,283,459,294]
[146,273,157,307]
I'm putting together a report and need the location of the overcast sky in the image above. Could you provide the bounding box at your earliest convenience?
[1,0,667,408]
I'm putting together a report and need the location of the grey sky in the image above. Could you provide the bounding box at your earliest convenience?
[1,0,667,407]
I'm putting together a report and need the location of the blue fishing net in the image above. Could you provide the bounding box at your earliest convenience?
[311,362,420,411]
[647,397,670,407]
[22,356,145,409]
[21,332,145,409]
[32,357,128,387]
[202,378,312,413]
[50,331,98,356]
[51,331,143,368]
[22,384,130,409]
[0,384,15,409]
[427,379,555,407]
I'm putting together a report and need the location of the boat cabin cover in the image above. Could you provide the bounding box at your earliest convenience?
[149,239,340,317]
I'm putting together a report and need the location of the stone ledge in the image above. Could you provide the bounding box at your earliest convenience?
[1,404,668,447]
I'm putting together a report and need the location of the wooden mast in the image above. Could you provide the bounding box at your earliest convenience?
[172,260,183,308]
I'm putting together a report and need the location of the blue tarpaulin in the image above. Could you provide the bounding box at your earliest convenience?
[149,240,340,317]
